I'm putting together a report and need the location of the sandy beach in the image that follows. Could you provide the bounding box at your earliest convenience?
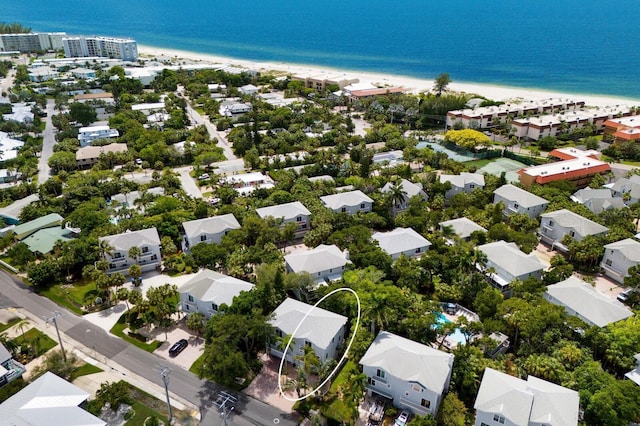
[138,44,640,108]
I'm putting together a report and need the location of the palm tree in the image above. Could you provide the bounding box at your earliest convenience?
[387,180,407,215]
[128,246,142,265]
[97,239,114,260]
[0,333,19,357]
[117,288,130,313]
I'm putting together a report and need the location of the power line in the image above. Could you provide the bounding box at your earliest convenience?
[44,311,66,362]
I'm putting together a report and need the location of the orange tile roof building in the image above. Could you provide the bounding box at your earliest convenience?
[603,115,640,142]
[518,148,610,188]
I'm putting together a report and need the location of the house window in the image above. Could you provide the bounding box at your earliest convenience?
[360,203,365,209]
[301,224,307,229]
[142,246,149,253]
[341,207,347,213]
[211,303,218,311]
[151,254,158,261]
[188,295,194,302]
[481,423,490,426]
[412,384,422,392]
[114,252,122,259]
[200,235,207,241]
[415,248,421,254]
[548,220,554,227]
[305,341,311,348]
[513,203,519,209]
[296,216,302,222]
[276,329,283,338]
[367,377,376,386]
[185,305,189,310]
[605,258,612,266]
[569,230,576,238]
[376,369,385,379]
[493,414,505,424]
[421,399,430,408]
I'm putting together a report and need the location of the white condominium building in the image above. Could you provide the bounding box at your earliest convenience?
[62,36,138,61]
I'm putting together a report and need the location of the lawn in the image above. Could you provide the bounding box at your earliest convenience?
[189,353,205,376]
[464,158,493,170]
[38,279,99,315]
[126,382,192,425]
[0,317,21,333]
[110,314,163,353]
[69,363,103,382]
[12,328,57,363]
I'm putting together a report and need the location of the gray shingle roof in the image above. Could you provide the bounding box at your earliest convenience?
[285,244,349,274]
[182,214,240,240]
[439,217,487,239]
[256,201,311,221]
[493,184,549,208]
[545,276,632,327]
[270,298,347,349]
[372,227,431,256]
[611,175,640,199]
[439,172,485,188]
[541,209,609,236]
[320,190,373,210]
[360,331,453,393]
[0,371,105,426]
[604,238,640,262]
[380,179,427,200]
[180,268,254,306]
[100,227,160,251]
[478,241,545,277]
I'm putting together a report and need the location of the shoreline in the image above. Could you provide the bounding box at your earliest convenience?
[137,44,640,108]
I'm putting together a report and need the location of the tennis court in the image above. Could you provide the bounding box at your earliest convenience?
[416,141,476,162]
[477,158,527,183]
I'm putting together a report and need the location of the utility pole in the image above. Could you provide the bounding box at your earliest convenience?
[215,391,237,426]
[159,366,173,424]
[44,311,66,362]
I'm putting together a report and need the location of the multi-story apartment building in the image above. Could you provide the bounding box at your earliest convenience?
[62,36,138,61]
[0,32,65,52]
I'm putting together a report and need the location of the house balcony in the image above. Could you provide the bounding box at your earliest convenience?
[506,205,519,214]
[1,359,26,383]
[364,382,393,400]
[398,396,431,416]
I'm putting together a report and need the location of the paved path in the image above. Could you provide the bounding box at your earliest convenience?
[175,166,204,199]
[185,102,237,161]
[0,270,297,426]
[37,98,56,184]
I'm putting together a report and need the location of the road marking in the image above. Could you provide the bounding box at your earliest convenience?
[277,287,361,402]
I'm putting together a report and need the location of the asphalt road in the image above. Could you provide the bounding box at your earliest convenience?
[0,270,296,426]
[185,103,237,161]
[37,98,56,184]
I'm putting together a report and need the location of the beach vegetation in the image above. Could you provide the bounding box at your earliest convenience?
[433,72,451,96]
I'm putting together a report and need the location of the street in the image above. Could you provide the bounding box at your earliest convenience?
[185,103,237,161]
[37,98,56,184]
[0,270,297,426]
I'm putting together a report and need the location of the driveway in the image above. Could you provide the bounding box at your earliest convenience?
[37,99,56,184]
[153,317,205,371]
[243,354,297,413]
[175,166,203,199]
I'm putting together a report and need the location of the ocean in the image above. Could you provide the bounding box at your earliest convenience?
[3,0,640,99]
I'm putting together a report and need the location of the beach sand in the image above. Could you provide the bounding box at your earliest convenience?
[138,44,640,108]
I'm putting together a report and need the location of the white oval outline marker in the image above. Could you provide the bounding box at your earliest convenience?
[277,287,361,402]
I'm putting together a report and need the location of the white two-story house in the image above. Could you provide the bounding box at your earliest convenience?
[182,214,241,250]
[99,228,161,274]
[179,268,254,318]
[269,298,348,364]
[478,241,546,296]
[372,227,431,260]
[284,244,350,284]
[538,209,608,251]
[256,201,311,237]
[474,368,579,426]
[601,238,640,283]
[320,190,373,214]
[360,331,454,417]
[440,172,485,199]
[380,179,428,214]
[493,184,549,218]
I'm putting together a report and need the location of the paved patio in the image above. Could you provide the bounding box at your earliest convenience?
[243,354,298,413]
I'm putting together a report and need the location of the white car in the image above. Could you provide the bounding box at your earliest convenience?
[198,173,210,180]
[395,410,411,426]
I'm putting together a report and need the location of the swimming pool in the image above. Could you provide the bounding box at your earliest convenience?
[435,313,467,345]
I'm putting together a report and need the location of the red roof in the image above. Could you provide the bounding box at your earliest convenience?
[521,163,611,185]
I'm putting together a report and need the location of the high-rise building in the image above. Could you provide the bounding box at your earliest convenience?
[0,32,65,52]
[62,36,138,61]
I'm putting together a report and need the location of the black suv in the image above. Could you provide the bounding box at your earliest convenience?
[169,339,188,357]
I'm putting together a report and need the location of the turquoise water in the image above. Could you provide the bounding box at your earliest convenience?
[3,0,640,99]
[435,313,466,345]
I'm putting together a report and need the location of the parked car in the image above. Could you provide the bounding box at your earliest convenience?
[198,173,210,180]
[395,410,411,426]
[169,339,188,357]
[617,288,638,304]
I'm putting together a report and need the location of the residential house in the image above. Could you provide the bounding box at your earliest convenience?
[439,217,487,242]
[601,238,640,283]
[284,244,350,284]
[75,143,128,168]
[99,228,161,274]
[0,371,106,426]
[110,187,165,211]
[478,241,546,296]
[182,214,241,250]
[0,131,24,162]
[256,201,311,237]
[538,209,608,251]
[474,368,579,426]
[220,172,274,195]
[493,184,549,218]
[269,298,348,364]
[571,188,626,214]
[11,213,64,240]
[11,212,78,255]
[372,228,431,260]
[439,172,485,199]
[360,331,454,417]
[380,179,428,214]
[320,190,373,214]
[3,103,34,124]
[180,269,254,318]
[625,353,640,386]
[78,125,119,147]
[69,67,96,80]
[219,101,252,118]
[610,175,640,205]
[0,343,25,388]
[238,84,258,96]
[544,276,632,328]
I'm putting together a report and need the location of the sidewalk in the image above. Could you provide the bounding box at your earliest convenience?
[0,306,201,420]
